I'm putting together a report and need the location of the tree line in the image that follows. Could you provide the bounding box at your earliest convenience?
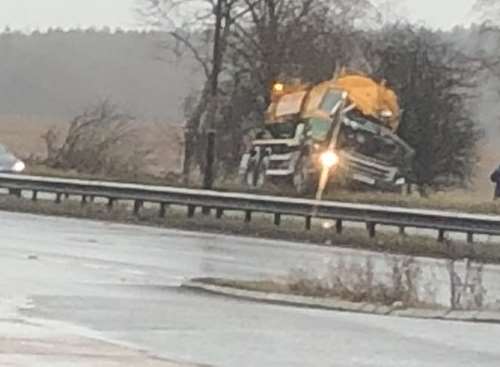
[0,29,200,122]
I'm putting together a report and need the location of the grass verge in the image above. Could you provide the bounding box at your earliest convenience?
[1,194,499,264]
[194,270,433,309]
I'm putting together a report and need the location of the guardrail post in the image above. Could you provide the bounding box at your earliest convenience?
[55,193,62,204]
[159,203,167,218]
[438,229,445,242]
[336,219,343,234]
[274,213,281,226]
[81,195,87,206]
[399,226,406,236]
[187,205,196,218]
[107,198,115,211]
[32,191,38,202]
[467,232,474,244]
[133,200,143,216]
[367,222,376,238]
[305,216,312,231]
[216,208,224,219]
[245,210,252,223]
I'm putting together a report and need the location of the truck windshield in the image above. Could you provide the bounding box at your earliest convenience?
[320,89,343,114]
[308,117,331,141]
[267,121,297,139]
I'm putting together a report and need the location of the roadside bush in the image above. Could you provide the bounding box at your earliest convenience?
[288,256,422,307]
[42,100,153,178]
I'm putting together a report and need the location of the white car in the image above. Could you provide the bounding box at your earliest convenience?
[0,144,25,173]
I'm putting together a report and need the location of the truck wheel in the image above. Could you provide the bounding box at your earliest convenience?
[243,157,268,190]
[293,155,317,195]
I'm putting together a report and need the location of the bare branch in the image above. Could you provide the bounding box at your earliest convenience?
[169,32,211,78]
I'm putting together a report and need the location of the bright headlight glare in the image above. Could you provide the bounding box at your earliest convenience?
[12,160,25,173]
[320,151,339,168]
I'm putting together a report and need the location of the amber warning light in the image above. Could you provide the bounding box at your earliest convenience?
[273,83,284,93]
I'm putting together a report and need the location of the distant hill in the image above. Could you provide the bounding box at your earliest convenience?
[0,29,202,123]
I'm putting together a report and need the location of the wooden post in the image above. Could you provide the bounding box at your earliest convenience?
[203,130,216,191]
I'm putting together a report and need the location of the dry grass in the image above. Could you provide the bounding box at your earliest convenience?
[0,115,61,157]
[25,163,184,187]
[200,257,425,307]
[322,189,500,215]
[0,115,183,177]
[200,175,500,215]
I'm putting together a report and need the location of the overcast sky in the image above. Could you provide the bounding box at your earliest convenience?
[0,0,477,32]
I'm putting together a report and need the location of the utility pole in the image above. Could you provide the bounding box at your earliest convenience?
[203,0,224,190]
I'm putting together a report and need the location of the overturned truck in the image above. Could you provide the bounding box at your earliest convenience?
[239,71,415,195]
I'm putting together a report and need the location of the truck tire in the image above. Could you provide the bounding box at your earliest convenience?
[292,155,317,196]
[243,156,268,190]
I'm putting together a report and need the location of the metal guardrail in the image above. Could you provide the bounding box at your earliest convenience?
[0,173,499,243]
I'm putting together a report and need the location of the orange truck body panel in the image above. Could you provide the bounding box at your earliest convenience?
[267,73,401,132]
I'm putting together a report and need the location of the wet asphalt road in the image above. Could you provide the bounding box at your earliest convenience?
[1,210,500,366]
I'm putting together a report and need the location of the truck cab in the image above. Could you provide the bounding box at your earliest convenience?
[239,72,415,195]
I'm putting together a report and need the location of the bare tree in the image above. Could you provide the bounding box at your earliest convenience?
[473,0,500,23]
[228,0,379,105]
[139,0,380,182]
[139,0,258,184]
[43,100,152,178]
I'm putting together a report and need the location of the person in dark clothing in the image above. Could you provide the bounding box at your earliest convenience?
[491,165,500,200]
